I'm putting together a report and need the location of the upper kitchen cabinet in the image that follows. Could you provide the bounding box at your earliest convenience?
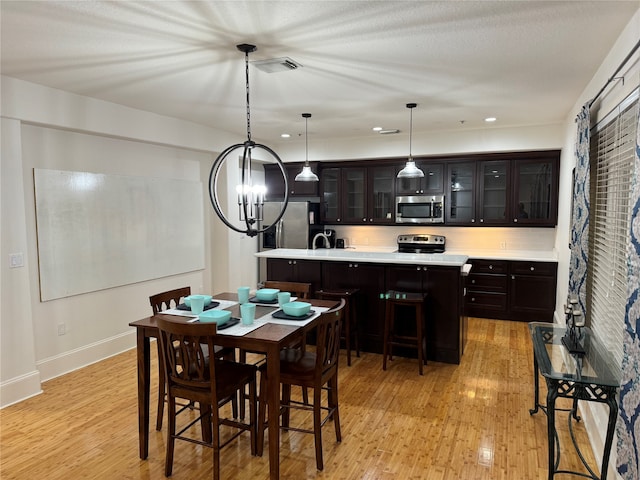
[445,161,476,224]
[264,162,319,200]
[511,154,559,226]
[446,151,559,227]
[368,165,396,223]
[396,161,444,195]
[320,164,396,224]
[477,160,510,225]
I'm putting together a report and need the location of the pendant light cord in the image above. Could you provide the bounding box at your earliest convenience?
[244,49,251,142]
[305,116,309,164]
[409,106,413,159]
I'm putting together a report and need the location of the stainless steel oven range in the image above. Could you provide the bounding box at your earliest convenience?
[396,234,446,253]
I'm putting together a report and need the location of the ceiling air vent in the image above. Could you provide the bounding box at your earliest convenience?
[379,129,400,135]
[252,57,302,73]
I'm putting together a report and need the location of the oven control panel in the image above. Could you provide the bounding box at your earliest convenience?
[397,234,446,246]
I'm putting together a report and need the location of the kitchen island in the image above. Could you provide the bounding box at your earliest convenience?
[256,248,470,364]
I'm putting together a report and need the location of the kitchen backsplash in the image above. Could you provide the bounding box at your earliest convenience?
[327,225,556,252]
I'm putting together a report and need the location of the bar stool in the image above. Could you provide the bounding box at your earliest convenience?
[316,288,360,366]
[382,290,428,375]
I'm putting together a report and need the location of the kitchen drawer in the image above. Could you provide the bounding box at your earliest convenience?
[510,261,557,276]
[470,259,508,274]
[467,291,507,310]
[467,273,507,292]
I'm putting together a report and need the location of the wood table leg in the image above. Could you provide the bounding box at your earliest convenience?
[136,329,151,459]
[266,344,281,480]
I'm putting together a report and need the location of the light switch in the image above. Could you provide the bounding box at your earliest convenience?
[9,253,24,268]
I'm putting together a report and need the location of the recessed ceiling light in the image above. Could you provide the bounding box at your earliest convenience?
[485,117,497,122]
[281,133,290,138]
[372,127,382,131]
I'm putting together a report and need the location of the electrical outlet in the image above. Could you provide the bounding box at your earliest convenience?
[500,241,507,250]
[57,323,66,336]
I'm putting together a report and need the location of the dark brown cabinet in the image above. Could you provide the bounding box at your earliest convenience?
[509,261,557,319]
[264,162,319,200]
[511,157,558,226]
[386,264,465,364]
[465,259,557,322]
[445,161,476,224]
[396,161,444,195]
[320,165,395,224]
[466,260,509,318]
[321,261,386,353]
[266,257,466,364]
[265,258,322,292]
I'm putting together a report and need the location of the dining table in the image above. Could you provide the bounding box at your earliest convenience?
[129,292,338,480]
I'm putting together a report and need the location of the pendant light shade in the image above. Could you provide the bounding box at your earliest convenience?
[397,103,424,179]
[208,44,289,237]
[295,113,319,182]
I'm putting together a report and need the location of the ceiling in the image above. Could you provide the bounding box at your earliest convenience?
[1,1,637,145]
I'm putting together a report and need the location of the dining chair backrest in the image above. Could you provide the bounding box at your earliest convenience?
[156,317,219,398]
[149,287,191,315]
[315,298,346,377]
[263,281,312,299]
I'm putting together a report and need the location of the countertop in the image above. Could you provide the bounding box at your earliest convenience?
[255,247,559,267]
[255,248,470,267]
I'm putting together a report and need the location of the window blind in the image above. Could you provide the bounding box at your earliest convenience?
[587,89,638,367]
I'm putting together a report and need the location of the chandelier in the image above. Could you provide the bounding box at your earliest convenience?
[208,44,289,237]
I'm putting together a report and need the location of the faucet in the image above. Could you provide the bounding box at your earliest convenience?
[312,232,331,250]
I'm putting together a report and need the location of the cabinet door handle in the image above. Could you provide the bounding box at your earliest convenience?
[480,219,484,223]
[471,297,476,302]
[416,266,421,271]
[511,275,515,280]
[530,266,535,271]
[369,218,373,222]
[514,218,518,223]
[471,219,475,223]
[423,266,427,271]
[293,260,297,265]
[471,279,476,284]
[489,265,493,270]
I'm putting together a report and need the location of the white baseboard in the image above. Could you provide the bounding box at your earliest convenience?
[0,370,43,408]
[36,330,137,382]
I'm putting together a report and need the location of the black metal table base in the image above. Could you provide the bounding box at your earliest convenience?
[530,355,619,480]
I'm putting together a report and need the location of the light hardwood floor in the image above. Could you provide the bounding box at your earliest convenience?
[1,317,598,479]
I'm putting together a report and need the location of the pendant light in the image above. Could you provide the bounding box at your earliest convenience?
[295,113,319,182]
[208,44,289,237]
[397,103,424,179]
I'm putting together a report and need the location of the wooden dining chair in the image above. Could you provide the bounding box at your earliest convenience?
[150,287,236,431]
[156,317,257,480]
[256,298,346,471]
[263,280,313,299]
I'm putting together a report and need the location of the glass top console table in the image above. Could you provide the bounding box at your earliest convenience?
[528,322,620,480]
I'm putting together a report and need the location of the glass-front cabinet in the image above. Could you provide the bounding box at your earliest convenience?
[342,167,366,223]
[396,161,444,195]
[369,165,396,223]
[478,160,510,224]
[320,167,341,223]
[512,158,558,225]
[446,161,476,224]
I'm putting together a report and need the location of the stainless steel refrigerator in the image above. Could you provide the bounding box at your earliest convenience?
[258,201,322,283]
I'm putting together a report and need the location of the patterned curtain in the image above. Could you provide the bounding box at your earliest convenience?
[617,104,640,480]
[568,104,591,315]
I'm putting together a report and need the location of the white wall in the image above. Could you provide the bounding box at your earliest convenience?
[0,77,248,406]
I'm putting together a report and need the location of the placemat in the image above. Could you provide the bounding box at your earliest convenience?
[271,309,316,321]
[176,301,220,312]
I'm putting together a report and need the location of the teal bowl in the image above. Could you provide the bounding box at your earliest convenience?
[184,295,213,307]
[198,309,231,325]
[281,301,311,317]
[256,288,280,301]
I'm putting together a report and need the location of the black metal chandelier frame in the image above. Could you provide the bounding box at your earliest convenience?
[208,43,289,237]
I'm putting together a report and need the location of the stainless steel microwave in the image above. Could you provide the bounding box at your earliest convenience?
[395,195,445,224]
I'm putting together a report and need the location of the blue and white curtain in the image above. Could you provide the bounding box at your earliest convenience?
[617,103,640,480]
[568,104,591,315]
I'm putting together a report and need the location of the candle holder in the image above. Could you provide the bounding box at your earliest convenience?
[561,295,586,355]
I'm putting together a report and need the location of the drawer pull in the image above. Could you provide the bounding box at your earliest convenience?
[489,265,493,270]
[530,266,535,271]
[471,279,476,284]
